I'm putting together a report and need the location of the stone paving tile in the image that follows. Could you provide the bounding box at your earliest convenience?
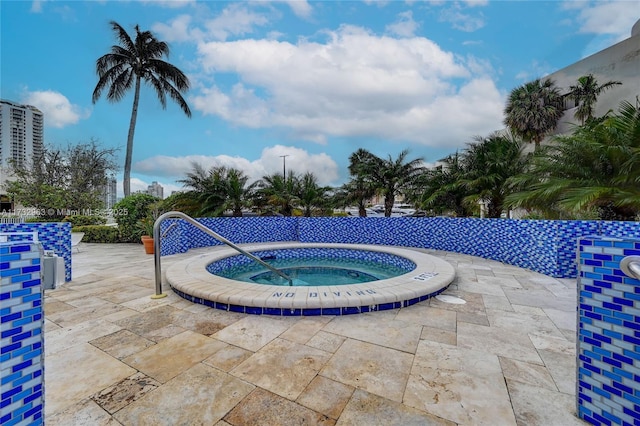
[45,318,123,356]
[90,329,156,360]
[169,309,238,336]
[91,372,160,414]
[113,305,177,337]
[141,323,186,342]
[122,330,227,383]
[322,313,423,353]
[114,363,255,425]
[212,315,293,351]
[224,388,334,426]
[296,376,354,420]
[202,344,253,372]
[485,309,566,339]
[45,343,136,417]
[482,294,515,311]
[420,326,457,345]
[338,389,454,426]
[97,285,155,305]
[47,300,127,328]
[456,321,543,364]
[498,356,558,391]
[44,298,76,316]
[405,340,516,425]
[506,380,586,426]
[45,399,118,426]
[231,337,332,400]
[280,316,333,344]
[306,330,346,353]
[394,304,457,330]
[320,338,413,403]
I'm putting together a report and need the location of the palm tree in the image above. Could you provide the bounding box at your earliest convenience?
[504,78,563,151]
[177,163,227,216]
[419,152,471,217]
[568,74,622,124]
[224,168,255,217]
[256,172,300,216]
[334,177,378,217]
[92,21,191,197]
[349,149,424,217]
[458,132,528,218]
[296,172,330,217]
[505,100,640,220]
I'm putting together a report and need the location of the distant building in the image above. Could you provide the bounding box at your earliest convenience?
[0,99,44,212]
[0,99,44,169]
[147,181,164,199]
[101,174,117,209]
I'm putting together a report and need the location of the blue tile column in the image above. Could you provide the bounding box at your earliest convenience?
[0,241,44,425]
[577,236,640,425]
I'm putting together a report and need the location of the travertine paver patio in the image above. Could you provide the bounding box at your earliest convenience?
[44,243,587,425]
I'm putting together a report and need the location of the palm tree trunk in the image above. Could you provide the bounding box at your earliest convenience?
[124,77,141,197]
[384,192,394,217]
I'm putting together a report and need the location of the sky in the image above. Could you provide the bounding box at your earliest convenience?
[1,0,638,198]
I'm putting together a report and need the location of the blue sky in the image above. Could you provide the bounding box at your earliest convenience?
[1,0,638,198]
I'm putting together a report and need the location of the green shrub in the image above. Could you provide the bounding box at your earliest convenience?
[26,217,62,223]
[113,193,159,242]
[72,225,120,243]
[63,215,106,227]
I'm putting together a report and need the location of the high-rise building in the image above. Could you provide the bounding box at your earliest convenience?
[0,99,44,169]
[147,181,164,199]
[101,174,118,209]
[0,99,44,212]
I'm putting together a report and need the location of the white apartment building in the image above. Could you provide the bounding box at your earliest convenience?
[0,99,44,212]
[0,99,44,169]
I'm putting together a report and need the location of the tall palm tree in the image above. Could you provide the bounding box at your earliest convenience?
[334,177,378,217]
[349,149,424,217]
[568,74,622,124]
[92,21,191,197]
[504,78,563,151]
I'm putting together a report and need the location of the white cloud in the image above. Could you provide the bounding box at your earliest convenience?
[193,25,503,149]
[203,3,269,41]
[21,90,89,128]
[386,11,419,38]
[439,6,485,32]
[132,145,340,186]
[283,0,313,19]
[573,1,638,38]
[152,15,193,43]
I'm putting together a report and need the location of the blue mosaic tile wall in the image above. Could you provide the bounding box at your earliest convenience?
[159,217,299,256]
[577,236,640,425]
[159,217,640,278]
[0,242,44,425]
[0,223,71,282]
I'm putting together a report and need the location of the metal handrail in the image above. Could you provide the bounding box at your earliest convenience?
[620,256,640,280]
[152,211,292,298]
